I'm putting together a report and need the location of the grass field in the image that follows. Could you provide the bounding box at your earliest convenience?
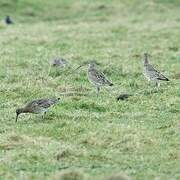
[0,0,180,179]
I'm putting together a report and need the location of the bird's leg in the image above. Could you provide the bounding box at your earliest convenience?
[156,81,160,88]
[148,79,151,86]
[96,86,100,96]
[42,112,47,119]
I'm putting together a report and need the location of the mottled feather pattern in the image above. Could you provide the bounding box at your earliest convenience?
[144,64,169,81]
[16,98,60,121]
[88,68,112,86]
[25,98,60,113]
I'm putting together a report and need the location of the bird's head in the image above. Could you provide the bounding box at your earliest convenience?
[144,52,149,57]
[87,60,100,67]
[144,52,149,64]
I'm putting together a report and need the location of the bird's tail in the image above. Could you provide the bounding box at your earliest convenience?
[165,77,169,81]
[107,80,113,86]
[157,76,169,81]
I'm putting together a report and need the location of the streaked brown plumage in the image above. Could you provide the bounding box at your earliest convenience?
[16,97,60,122]
[76,61,113,95]
[143,53,169,87]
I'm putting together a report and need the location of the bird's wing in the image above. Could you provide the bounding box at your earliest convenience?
[147,64,169,81]
[27,98,59,109]
[93,70,112,84]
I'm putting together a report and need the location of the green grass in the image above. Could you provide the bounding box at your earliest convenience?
[0,0,180,179]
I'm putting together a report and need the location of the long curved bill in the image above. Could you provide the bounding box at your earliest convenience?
[73,61,93,73]
[74,65,83,71]
[74,61,89,71]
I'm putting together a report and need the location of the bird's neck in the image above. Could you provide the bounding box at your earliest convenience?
[88,64,95,70]
[144,56,149,65]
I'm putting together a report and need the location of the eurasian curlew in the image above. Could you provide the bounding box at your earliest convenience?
[143,53,169,87]
[16,97,60,122]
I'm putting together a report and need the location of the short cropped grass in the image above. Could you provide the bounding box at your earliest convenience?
[0,0,180,179]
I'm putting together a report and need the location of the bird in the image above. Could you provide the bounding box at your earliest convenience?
[116,93,132,101]
[76,60,113,95]
[50,57,67,68]
[5,16,14,24]
[143,53,169,87]
[16,97,60,122]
